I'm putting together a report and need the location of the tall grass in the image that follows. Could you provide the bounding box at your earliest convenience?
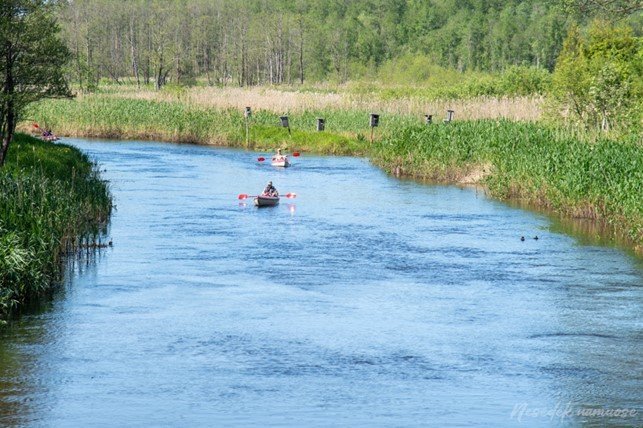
[70,82,544,121]
[371,121,642,251]
[0,134,112,320]
[24,96,420,154]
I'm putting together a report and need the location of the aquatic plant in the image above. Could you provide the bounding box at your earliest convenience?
[0,134,112,320]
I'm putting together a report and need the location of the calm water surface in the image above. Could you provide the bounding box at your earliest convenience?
[1,139,641,427]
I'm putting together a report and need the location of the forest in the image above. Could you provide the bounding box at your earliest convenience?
[60,0,642,89]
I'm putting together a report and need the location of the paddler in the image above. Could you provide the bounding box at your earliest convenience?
[262,181,278,197]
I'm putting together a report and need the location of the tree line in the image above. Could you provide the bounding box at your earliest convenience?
[1,0,640,162]
[58,0,614,90]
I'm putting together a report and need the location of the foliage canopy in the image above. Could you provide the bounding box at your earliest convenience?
[0,0,71,166]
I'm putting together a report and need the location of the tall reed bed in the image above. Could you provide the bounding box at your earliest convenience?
[0,134,112,320]
[107,85,544,121]
[24,96,419,154]
[371,121,642,250]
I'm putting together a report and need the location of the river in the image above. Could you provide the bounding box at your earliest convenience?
[1,139,641,427]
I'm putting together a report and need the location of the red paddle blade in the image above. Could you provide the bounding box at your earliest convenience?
[292,152,300,157]
[257,157,266,162]
[238,194,249,200]
[285,193,297,198]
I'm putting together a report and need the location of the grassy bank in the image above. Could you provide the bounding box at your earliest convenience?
[0,134,112,320]
[25,95,416,154]
[23,94,642,255]
[371,122,642,253]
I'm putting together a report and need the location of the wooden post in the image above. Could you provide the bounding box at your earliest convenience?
[244,107,251,145]
[369,113,379,144]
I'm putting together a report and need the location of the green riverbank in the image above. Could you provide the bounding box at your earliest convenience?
[24,96,642,255]
[0,134,112,320]
[372,122,642,255]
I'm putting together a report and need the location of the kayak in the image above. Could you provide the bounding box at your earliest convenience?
[271,155,291,167]
[40,135,59,142]
[254,195,280,207]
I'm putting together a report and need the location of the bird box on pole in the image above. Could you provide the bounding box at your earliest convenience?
[369,113,380,143]
[370,113,380,128]
[280,115,291,135]
[244,107,252,145]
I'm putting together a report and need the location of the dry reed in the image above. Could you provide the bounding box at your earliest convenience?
[100,86,544,121]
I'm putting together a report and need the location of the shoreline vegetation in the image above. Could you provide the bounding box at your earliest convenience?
[22,88,642,256]
[0,134,112,321]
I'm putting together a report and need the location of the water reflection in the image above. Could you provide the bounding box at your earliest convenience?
[0,139,640,427]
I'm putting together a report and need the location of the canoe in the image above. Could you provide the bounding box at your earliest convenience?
[39,135,59,142]
[271,155,291,167]
[254,195,280,207]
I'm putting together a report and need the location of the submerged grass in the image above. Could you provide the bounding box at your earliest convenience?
[23,93,643,255]
[0,134,112,320]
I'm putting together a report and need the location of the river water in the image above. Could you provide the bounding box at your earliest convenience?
[1,139,641,427]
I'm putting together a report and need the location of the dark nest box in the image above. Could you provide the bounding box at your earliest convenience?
[425,114,433,125]
[244,106,252,118]
[317,118,325,131]
[280,116,289,128]
[444,110,455,123]
[370,113,380,127]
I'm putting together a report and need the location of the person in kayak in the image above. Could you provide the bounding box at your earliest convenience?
[262,181,278,197]
[273,148,286,163]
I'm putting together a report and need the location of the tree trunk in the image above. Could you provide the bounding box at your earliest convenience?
[0,106,15,167]
[129,17,140,88]
[240,40,246,87]
[601,110,609,132]
[204,45,212,85]
[73,8,83,89]
[156,62,163,90]
[299,24,304,84]
[0,44,15,167]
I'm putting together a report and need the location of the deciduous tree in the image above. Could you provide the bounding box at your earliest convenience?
[0,0,71,166]
[552,21,642,131]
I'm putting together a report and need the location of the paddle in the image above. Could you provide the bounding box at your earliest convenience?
[292,152,300,157]
[257,157,266,162]
[238,193,297,200]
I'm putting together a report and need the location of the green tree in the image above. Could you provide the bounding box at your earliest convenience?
[0,0,71,166]
[552,21,642,131]
[560,0,643,21]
